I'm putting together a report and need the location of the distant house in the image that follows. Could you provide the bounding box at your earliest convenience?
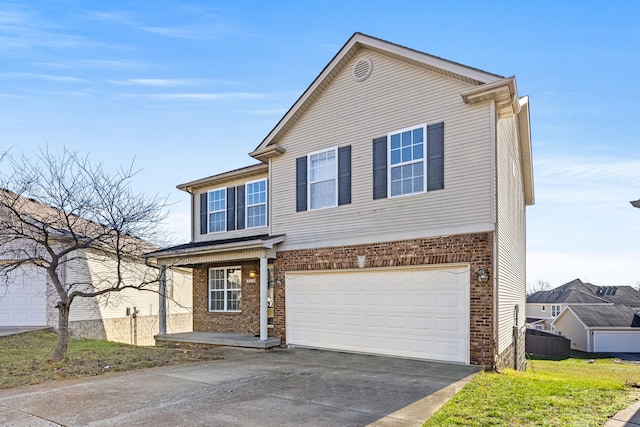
[526,279,640,353]
[526,278,640,332]
[0,193,193,346]
[146,32,534,370]
[552,305,640,352]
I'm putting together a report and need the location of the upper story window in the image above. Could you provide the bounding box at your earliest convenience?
[373,122,444,200]
[246,179,267,228]
[295,145,351,212]
[308,148,337,210]
[551,305,561,317]
[208,188,226,233]
[388,125,425,197]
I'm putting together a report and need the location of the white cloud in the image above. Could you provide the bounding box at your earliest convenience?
[0,72,88,83]
[106,78,207,87]
[115,92,269,101]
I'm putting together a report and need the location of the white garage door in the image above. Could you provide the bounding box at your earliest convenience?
[593,331,640,353]
[0,266,47,326]
[286,266,469,363]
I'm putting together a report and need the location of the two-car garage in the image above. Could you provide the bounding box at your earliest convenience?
[285,266,470,364]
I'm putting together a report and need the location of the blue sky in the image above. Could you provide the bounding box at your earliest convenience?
[2,1,639,288]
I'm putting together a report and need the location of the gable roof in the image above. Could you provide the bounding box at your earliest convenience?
[527,278,640,307]
[247,32,533,205]
[250,32,503,159]
[560,305,640,328]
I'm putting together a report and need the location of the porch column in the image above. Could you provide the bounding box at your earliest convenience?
[158,266,167,335]
[259,257,268,341]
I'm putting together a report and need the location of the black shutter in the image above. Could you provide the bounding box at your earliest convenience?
[427,122,444,191]
[372,136,387,199]
[200,192,208,234]
[338,145,351,205]
[226,187,236,231]
[236,184,245,230]
[296,156,307,212]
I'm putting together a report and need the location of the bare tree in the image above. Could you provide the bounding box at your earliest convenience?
[0,148,170,360]
[526,280,551,296]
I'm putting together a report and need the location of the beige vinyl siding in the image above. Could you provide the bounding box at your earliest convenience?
[193,172,269,243]
[67,249,192,322]
[553,310,588,352]
[526,303,554,319]
[495,116,527,354]
[270,49,495,249]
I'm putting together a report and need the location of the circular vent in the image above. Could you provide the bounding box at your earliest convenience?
[352,58,372,81]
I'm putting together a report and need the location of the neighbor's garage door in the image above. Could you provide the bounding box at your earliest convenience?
[285,267,469,363]
[0,266,47,326]
[593,331,640,353]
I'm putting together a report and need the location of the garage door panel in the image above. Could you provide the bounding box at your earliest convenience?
[0,266,47,327]
[594,331,640,353]
[286,267,469,363]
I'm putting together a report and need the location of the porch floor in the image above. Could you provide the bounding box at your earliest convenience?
[154,332,281,349]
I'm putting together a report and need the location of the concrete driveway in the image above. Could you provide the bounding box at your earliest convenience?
[0,347,479,427]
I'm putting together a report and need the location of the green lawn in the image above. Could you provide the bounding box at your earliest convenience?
[0,331,221,389]
[424,356,640,426]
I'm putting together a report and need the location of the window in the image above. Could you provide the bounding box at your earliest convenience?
[246,179,267,228]
[308,148,337,210]
[373,122,444,200]
[208,188,226,233]
[388,125,425,197]
[552,305,561,316]
[541,305,546,312]
[209,267,241,311]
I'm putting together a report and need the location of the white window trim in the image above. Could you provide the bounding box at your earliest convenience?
[207,187,227,234]
[307,146,338,210]
[541,305,546,312]
[208,266,241,312]
[387,123,427,198]
[552,305,561,317]
[245,178,268,229]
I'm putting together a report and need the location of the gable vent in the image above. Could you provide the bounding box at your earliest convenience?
[352,58,372,81]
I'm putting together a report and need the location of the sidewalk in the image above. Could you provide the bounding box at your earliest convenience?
[606,397,640,427]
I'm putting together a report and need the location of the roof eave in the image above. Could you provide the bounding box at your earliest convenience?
[176,163,269,193]
[146,235,286,260]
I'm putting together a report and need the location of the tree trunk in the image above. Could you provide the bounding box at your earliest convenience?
[53,301,70,360]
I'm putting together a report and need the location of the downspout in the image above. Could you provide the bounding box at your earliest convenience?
[491,99,500,369]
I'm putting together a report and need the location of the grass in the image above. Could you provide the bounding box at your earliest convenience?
[423,355,640,427]
[0,331,221,390]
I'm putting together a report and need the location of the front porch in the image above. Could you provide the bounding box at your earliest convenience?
[155,332,281,349]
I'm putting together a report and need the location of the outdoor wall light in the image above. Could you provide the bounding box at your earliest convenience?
[249,270,257,279]
[477,267,490,283]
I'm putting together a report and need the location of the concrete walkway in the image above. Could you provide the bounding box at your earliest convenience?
[0,347,479,426]
[606,397,640,427]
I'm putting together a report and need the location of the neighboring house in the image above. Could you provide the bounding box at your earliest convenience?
[526,278,640,332]
[146,33,534,370]
[0,194,192,346]
[552,305,640,353]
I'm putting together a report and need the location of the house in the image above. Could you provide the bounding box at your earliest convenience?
[0,192,192,346]
[146,33,534,370]
[552,305,640,352]
[526,278,640,332]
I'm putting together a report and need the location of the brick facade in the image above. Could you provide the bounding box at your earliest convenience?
[192,261,261,334]
[192,232,496,368]
[273,232,495,367]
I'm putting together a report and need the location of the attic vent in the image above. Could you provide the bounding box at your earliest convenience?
[352,58,372,81]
